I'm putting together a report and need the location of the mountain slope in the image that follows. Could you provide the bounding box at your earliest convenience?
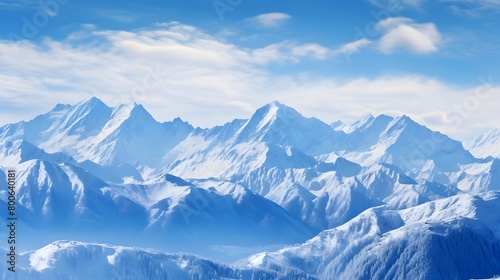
[334,115,477,179]
[0,162,317,259]
[0,241,317,280]
[236,159,459,230]
[0,139,73,167]
[234,101,345,155]
[161,101,344,180]
[239,191,500,280]
[0,159,147,229]
[0,97,195,170]
[103,174,318,250]
[465,129,500,159]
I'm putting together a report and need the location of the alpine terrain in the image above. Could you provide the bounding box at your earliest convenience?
[0,97,499,279]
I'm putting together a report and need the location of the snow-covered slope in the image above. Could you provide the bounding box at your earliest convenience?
[0,159,146,229]
[447,158,500,192]
[0,241,317,280]
[237,160,459,229]
[240,191,500,280]
[465,129,500,159]
[0,163,316,258]
[102,174,318,249]
[0,98,482,188]
[0,97,194,170]
[0,139,73,167]
[161,101,343,180]
[1,97,499,279]
[337,115,476,175]
[233,101,345,156]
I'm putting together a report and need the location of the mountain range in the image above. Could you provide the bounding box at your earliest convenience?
[0,97,499,279]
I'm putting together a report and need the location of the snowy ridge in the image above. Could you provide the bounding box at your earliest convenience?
[0,241,317,280]
[0,97,194,171]
[1,97,500,279]
[0,164,316,256]
[239,191,500,280]
[0,139,73,167]
[465,129,500,159]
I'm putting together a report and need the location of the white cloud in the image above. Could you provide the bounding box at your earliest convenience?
[336,39,372,55]
[368,0,427,9]
[447,0,500,16]
[340,17,441,56]
[97,9,140,23]
[265,75,499,140]
[376,17,441,54]
[376,17,414,30]
[246,12,291,28]
[0,0,36,9]
[369,0,500,16]
[0,22,496,140]
[0,23,327,124]
[291,43,330,59]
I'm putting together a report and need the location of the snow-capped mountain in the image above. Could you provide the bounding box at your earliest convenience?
[239,191,500,280]
[103,174,317,250]
[0,97,194,169]
[237,159,460,229]
[0,139,73,167]
[465,128,500,159]
[0,162,316,260]
[336,115,477,176]
[0,159,147,229]
[1,97,500,279]
[233,101,345,156]
[160,101,344,180]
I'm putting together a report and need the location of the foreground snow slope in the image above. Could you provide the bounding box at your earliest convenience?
[0,241,317,280]
[239,191,500,280]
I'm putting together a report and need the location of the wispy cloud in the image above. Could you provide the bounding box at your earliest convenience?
[335,39,372,55]
[0,22,496,140]
[367,0,427,9]
[446,0,500,16]
[0,0,37,9]
[369,0,500,16]
[97,9,140,23]
[0,22,331,125]
[291,43,330,59]
[246,12,292,28]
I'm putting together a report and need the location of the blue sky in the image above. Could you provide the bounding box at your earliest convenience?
[0,0,499,139]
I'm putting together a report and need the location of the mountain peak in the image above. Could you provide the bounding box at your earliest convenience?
[396,114,413,123]
[239,101,307,137]
[112,102,157,124]
[232,101,345,155]
[387,114,420,131]
[52,103,71,112]
[344,114,375,133]
[74,97,110,112]
[81,96,105,105]
[256,101,303,123]
[344,114,394,134]
[265,100,286,108]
